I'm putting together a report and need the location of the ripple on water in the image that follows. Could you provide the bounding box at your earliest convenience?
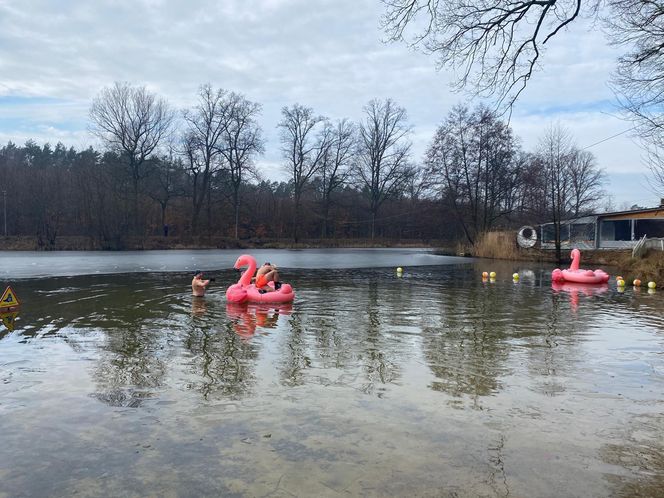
[1,262,664,496]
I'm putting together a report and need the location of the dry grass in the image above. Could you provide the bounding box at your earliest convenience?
[473,231,519,260]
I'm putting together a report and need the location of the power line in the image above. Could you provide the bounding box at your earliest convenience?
[581,127,636,150]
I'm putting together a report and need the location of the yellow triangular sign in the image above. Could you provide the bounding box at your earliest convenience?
[0,311,18,332]
[0,285,20,309]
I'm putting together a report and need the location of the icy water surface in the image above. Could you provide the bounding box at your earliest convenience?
[1,251,664,497]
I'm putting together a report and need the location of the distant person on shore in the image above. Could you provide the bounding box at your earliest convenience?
[192,270,214,297]
[253,262,282,293]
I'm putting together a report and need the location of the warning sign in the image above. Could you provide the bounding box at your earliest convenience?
[0,310,18,332]
[0,286,20,309]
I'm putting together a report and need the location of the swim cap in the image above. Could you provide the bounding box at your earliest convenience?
[194,269,202,276]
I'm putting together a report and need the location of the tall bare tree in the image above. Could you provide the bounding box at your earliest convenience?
[147,145,187,235]
[218,92,264,240]
[355,98,413,239]
[316,119,356,238]
[182,84,229,234]
[568,148,605,217]
[539,125,574,262]
[425,104,520,244]
[537,124,604,261]
[90,82,173,231]
[278,104,331,242]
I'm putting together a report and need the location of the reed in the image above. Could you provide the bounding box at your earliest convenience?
[473,231,518,260]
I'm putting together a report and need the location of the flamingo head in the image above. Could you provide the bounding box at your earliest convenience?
[570,248,580,261]
[233,254,257,286]
[234,254,257,270]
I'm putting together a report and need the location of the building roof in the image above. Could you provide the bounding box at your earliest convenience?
[541,205,664,226]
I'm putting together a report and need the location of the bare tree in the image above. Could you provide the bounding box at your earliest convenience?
[568,148,605,216]
[278,104,331,242]
[218,92,264,240]
[182,84,230,234]
[316,119,356,238]
[381,0,591,108]
[537,124,603,261]
[355,98,414,239]
[606,0,664,187]
[425,104,520,244]
[90,82,173,230]
[147,144,187,235]
[540,125,573,262]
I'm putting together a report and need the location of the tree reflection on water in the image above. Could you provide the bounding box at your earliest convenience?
[4,265,664,496]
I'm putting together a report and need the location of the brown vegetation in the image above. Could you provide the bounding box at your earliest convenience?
[471,230,664,282]
[0,235,440,251]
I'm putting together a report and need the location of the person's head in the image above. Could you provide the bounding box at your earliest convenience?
[263,262,271,267]
[194,269,203,279]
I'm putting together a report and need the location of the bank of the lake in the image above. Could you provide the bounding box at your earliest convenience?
[464,230,664,282]
[0,235,447,252]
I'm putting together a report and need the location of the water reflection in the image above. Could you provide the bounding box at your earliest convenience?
[2,263,664,496]
[0,308,19,335]
[226,302,292,339]
[191,296,208,316]
[552,281,609,311]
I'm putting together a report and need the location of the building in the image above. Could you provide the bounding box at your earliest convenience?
[540,204,664,250]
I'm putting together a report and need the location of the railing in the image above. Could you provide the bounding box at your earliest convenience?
[632,235,648,258]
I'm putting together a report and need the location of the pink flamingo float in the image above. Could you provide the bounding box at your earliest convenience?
[225,254,295,304]
[551,248,609,284]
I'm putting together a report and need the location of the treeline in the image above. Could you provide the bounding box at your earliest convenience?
[0,83,604,251]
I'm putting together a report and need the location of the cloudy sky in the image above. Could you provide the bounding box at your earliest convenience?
[0,0,656,208]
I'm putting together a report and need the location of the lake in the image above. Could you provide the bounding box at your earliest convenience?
[1,249,663,497]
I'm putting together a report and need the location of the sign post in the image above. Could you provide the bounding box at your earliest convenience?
[0,285,20,309]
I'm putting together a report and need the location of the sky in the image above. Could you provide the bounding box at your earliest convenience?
[0,0,657,209]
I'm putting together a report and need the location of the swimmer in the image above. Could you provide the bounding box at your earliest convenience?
[191,270,214,297]
[253,262,282,293]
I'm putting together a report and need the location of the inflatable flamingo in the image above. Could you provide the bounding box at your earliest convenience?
[551,249,609,284]
[225,254,254,303]
[226,254,295,304]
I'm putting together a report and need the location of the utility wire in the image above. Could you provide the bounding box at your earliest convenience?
[581,127,636,150]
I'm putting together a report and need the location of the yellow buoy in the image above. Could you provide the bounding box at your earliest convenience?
[489,271,497,279]
[396,267,403,273]
[512,273,519,280]
[648,281,657,289]
[617,279,626,287]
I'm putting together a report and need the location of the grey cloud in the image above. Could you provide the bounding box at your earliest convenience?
[0,0,648,201]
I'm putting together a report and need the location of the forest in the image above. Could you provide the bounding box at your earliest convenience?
[0,83,604,250]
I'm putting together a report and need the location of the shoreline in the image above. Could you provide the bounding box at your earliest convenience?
[3,234,661,282]
[0,235,447,252]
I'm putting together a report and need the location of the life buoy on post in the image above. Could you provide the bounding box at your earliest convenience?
[517,226,537,248]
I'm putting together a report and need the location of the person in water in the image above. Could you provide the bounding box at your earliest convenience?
[191,270,214,297]
[253,262,282,293]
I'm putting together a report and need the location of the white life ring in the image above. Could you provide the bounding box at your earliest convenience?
[517,226,537,248]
